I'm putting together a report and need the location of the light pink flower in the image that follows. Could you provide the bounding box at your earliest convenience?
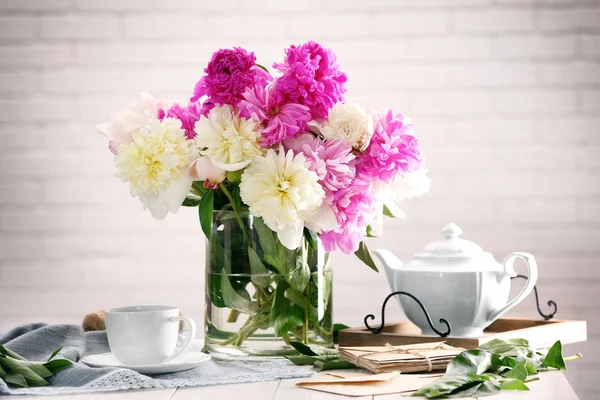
[283,135,355,203]
[320,176,376,254]
[356,110,424,183]
[192,156,226,186]
[239,84,311,147]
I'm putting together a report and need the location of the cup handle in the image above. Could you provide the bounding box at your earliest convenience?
[487,252,539,323]
[164,315,197,362]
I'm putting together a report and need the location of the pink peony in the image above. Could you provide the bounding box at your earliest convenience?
[320,176,376,254]
[158,101,203,140]
[356,110,423,184]
[320,229,364,255]
[273,41,347,121]
[239,84,311,147]
[283,135,355,203]
[191,47,271,106]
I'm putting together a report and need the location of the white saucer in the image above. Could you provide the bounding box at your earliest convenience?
[81,351,211,374]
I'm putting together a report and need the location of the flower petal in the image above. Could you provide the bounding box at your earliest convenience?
[277,223,304,250]
[212,158,253,172]
[304,203,338,233]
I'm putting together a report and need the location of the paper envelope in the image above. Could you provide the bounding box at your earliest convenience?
[296,370,441,397]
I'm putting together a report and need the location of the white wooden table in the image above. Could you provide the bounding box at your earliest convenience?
[25,371,578,399]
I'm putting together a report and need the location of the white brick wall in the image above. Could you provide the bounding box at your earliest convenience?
[0,0,598,397]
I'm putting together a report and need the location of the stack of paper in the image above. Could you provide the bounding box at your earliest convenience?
[296,370,441,397]
[339,342,465,374]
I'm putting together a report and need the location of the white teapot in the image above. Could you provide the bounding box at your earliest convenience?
[373,223,538,337]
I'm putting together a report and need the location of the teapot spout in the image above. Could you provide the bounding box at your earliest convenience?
[372,249,403,291]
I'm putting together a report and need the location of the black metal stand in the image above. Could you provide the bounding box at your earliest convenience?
[511,275,558,320]
[364,291,452,337]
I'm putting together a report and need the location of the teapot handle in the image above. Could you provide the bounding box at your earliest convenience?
[487,252,539,323]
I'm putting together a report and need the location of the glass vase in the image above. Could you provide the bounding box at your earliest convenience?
[203,210,333,357]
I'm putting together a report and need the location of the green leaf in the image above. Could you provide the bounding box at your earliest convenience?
[500,379,530,391]
[505,360,529,380]
[256,63,269,73]
[0,356,52,379]
[254,217,277,261]
[415,373,498,398]
[0,345,26,361]
[383,204,403,218]
[192,181,208,196]
[541,341,566,371]
[333,323,350,345]
[231,183,242,211]
[525,359,538,374]
[207,270,226,308]
[270,278,290,325]
[285,354,339,366]
[446,350,495,376]
[354,241,379,272]
[43,359,73,374]
[182,196,201,207]
[220,268,258,314]
[290,341,318,356]
[0,357,50,386]
[248,247,271,288]
[47,347,62,362]
[478,338,533,359]
[365,225,377,238]
[287,253,310,293]
[314,360,358,372]
[273,305,303,337]
[285,355,321,366]
[4,372,29,388]
[0,362,6,378]
[199,189,214,239]
[303,228,318,250]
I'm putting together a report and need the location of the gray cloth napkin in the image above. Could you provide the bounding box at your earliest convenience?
[0,323,313,396]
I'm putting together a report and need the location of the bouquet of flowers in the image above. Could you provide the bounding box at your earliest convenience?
[98,41,429,353]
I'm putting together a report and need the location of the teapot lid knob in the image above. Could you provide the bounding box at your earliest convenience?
[441,223,462,240]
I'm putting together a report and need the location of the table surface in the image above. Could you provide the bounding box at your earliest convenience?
[25,370,578,399]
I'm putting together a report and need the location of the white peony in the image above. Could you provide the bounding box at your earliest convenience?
[240,148,336,250]
[115,118,197,219]
[97,92,163,152]
[194,104,261,172]
[321,102,374,152]
[370,169,431,236]
[386,168,431,202]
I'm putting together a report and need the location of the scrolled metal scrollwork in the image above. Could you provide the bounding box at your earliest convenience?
[364,291,451,337]
[511,274,557,320]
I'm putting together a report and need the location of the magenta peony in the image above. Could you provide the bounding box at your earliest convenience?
[273,41,347,121]
[283,135,355,203]
[239,84,311,147]
[356,110,424,184]
[190,47,271,106]
[158,101,203,140]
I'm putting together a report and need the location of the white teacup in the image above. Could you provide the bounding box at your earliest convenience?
[105,305,196,365]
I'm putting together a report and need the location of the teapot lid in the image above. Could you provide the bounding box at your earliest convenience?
[417,223,484,258]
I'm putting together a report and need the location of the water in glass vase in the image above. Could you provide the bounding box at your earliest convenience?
[203,211,333,357]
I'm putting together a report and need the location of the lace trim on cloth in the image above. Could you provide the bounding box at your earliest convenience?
[3,360,314,395]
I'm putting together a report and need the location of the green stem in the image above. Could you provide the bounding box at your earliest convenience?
[564,354,583,362]
[219,183,249,243]
[303,284,309,344]
[219,292,276,347]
